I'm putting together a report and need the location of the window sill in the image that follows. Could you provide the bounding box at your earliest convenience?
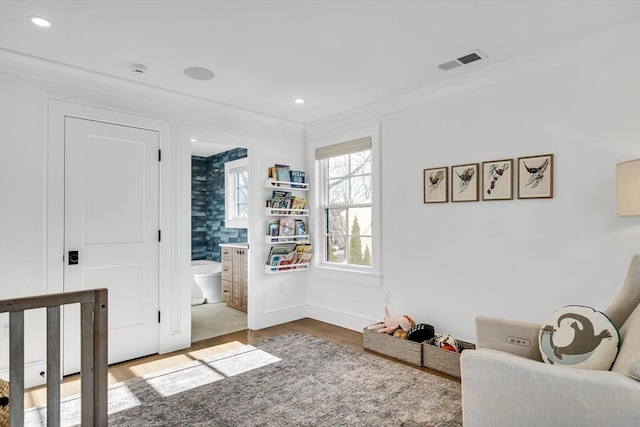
[225,219,248,229]
[310,264,383,288]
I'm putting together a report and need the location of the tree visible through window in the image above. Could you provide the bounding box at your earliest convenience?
[323,148,372,268]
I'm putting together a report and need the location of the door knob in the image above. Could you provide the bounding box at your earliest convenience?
[69,250,79,265]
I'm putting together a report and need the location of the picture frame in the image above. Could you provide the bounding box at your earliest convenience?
[518,154,554,199]
[423,167,448,203]
[451,163,479,202]
[482,159,513,201]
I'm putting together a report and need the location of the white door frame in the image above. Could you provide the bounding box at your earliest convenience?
[47,99,181,355]
[180,124,262,331]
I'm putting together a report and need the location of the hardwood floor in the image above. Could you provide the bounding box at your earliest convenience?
[24,318,458,409]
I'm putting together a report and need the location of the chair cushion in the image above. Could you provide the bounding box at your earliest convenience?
[611,303,640,379]
[539,305,620,370]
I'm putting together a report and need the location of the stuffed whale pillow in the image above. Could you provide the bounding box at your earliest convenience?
[539,305,620,370]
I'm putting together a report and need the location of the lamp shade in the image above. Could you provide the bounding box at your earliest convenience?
[616,159,640,216]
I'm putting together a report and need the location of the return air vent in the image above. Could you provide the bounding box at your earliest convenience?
[438,50,487,71]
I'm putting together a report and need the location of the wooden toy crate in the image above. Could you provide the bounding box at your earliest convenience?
[363,325,423,366]
[422,338,476,378]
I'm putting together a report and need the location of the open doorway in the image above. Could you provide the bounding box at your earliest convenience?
[189,136,248,342]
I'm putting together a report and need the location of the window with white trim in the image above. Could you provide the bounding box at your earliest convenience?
[315,131,380,275]
[225,157,248,229]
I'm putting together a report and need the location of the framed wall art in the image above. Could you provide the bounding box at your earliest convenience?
[451,163,479,202]
[518,154,554,199]
[482,159,513,201]
[423,166,448,203]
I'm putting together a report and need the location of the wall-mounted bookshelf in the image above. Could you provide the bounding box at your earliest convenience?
[264,166,312,273]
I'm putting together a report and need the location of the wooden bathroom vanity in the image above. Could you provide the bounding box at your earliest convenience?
[220,243,248,312]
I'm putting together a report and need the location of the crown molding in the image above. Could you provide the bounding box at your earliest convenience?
[0,48,303,129]
[306,20,640,137]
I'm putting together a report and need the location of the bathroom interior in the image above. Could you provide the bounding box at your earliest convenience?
[190,137,249,343]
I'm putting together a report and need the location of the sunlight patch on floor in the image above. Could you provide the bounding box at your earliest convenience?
[24,344,281,425]
[145,345,281,397]
[23,341,251,409]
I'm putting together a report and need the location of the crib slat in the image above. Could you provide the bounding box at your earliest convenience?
[80,301,95,425]
[47,306,61,426]
[9,311,24,427]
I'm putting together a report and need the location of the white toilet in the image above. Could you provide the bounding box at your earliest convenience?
[191,260,223,305]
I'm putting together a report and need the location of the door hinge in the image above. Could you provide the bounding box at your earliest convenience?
[158,149,161,162]
[158,311,161,323]
[158,230,161,242]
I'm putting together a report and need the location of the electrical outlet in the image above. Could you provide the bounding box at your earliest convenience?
[383,291,391,304]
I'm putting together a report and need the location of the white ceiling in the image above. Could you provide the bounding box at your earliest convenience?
[1,1,639,124]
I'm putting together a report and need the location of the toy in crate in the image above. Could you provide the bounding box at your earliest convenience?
[366,307,415,335]
[364,307,418,365]
[423,333,476,378]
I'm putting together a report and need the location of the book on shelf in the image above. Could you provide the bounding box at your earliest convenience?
[276,165,291,183]
[290,170,306,188]
[294,219,307,240]
[290,196,307,211]
[265,242,312,270]
[294,252,312,266]
[269,190,292,213]
[266,244,295,270]
[278,252,296,270]
[294,243,312,253]
[268,166,278,180]
[266,220,280,242]
[267,244,295,262]
[278,217,295,241]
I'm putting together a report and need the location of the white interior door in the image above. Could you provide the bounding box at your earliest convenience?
[63,117,160,375]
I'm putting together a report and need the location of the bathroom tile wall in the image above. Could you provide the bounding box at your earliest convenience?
[191,157,209,260]
[191,148,248,261]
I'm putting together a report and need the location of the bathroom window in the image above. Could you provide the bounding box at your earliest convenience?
[225,157,248,229]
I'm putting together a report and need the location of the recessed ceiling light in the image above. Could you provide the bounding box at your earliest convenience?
[294,98,305,104]
[190,138,198,142]
[29,15,52,27]
[184,67,215,81]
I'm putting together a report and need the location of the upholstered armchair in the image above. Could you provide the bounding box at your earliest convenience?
[461,255,640,427]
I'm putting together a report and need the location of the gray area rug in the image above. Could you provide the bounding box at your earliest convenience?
[27,333,462,426]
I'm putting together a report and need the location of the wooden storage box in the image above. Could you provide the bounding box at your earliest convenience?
[363,325,423,366]
[422,338,476,378]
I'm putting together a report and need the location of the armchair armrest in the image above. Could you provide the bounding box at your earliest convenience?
[461,348,640,427]
[475,316,542,361]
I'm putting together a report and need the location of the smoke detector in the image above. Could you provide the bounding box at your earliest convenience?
[438,50,487,71]
[129,63,148,74]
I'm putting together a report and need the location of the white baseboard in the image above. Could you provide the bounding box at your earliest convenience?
[307,304,377,333]
[253,304,308,330]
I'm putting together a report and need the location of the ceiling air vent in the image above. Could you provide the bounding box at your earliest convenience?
[438,50,486,71]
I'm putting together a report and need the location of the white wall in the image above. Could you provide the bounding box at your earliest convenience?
[0,53,306,386]
[306,22,640,342]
